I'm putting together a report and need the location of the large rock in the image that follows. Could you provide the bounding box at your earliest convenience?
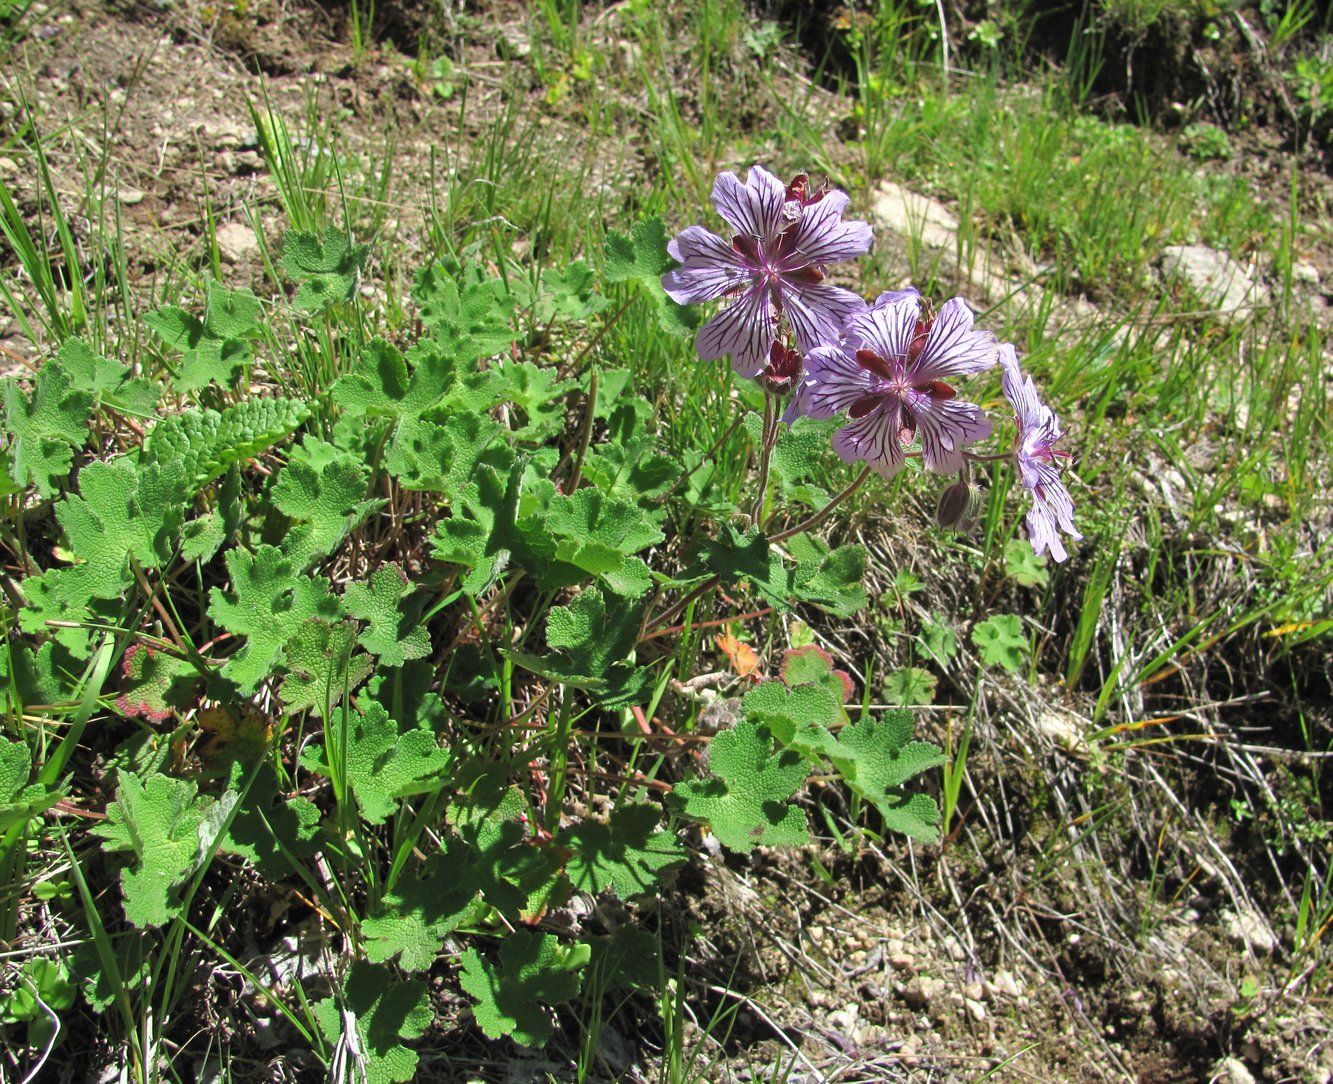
[1161,244,1269,317]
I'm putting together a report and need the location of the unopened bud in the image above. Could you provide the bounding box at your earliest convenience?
[937,480,982,531]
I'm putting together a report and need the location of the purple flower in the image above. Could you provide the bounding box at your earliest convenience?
[999,345,1081,563]
[662,165,873,378]
[790,292,998,477]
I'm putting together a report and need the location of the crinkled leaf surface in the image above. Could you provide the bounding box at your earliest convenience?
[278,618,373,717]
[826,711,944,842]
[561,803,684,899]
[91,772,213,928]
[220,761,320,877]
[208,545,342,693]
[301,697,449,824]
[58,337,161,416]
[460,930,587,1047]
[55,458,184,598]
[116,644,196,722]
[144,398,311,495]
[271,438,379,569]
[282,227,368,312]
[343,564,430,667]
[786,533,869,618]
[312,961,430,1084]
[4,360,92,496]
[362,843,480,971]
[450,779,566,922]
[331,338,457,421]
[605,217,698,336]
[411,261,515,361]
[0,739,63,833]
[671,719,809,851]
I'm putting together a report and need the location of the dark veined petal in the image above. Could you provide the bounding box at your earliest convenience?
[712,165,787,240]
[694,285,775,377]
[1026,461,1081,562]
[912,297,998,382]
[796,344,878,419]
[910,395,993,475]
[783,282,868,353]
[663,226,758,304]
[776,190,874,269]
[850,292,921,362]
[831,402,907,477]
[870,287,921,308]
[998,345,1081,562]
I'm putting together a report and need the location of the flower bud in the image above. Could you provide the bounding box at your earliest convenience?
[936,480,982,531]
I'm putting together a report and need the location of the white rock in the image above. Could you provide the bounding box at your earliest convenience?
[1222,906,1278,954]
[1161,244,1270,317]
[871,181,958,249]
[964,997,987,1022]
[1214,1056,1257,1084]
[216,222,259,264]
[1292,260,1321,287]
[118,187,145,205]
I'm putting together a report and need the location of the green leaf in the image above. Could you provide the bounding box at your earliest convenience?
[460,930,587,1047]
[579,402,680,508]
[208,546,342,693]
[507,587,648,705]
[787,533,870,618]
[701,523,793,610]
[605,216,698,336]
[301,697,450,825]
[0,738,63,833]
[383,412,512,494]
[671,719,810,852]
[533,260,609,322]
[411,261,515,361]
[429,462,520,595]
[4,360,92,496]
[278,618,373,718]
[450,777,567,921]
[1004,538,1050,588]
[918,619,957,666]
[91,772,213,928]
[343,565,430,667]
[271,438,380,569]
[55,458,184,598]
[489,360,578,439]
[971,613,1028,672]
[741,680,845,761]
[57,337,161,417]
[825,711,944,842]
[561,803,684,899]
[116,644,197,722]
[362,844,480,971]
[144,398,311,495]
[330,338,458,421]
[281,227,368,312]
[883,667,937,707]
[146,283,264,392]
[312,962,430,1084]
[220,761,320,877]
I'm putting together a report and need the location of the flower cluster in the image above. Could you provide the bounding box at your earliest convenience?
[663,165,1082,562]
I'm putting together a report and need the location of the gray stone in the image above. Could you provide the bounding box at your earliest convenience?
[1161,244,1269,316]
[216,222,259,264]
[871,181,958,249]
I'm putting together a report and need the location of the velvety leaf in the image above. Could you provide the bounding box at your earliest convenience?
[460,930,587,1047]
[207,545,342,693]
[670,719,809,852]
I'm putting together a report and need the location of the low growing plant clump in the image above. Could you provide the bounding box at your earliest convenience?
[1,165,1079,1078]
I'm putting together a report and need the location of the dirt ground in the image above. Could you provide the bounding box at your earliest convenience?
[1,2,1330,1082]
